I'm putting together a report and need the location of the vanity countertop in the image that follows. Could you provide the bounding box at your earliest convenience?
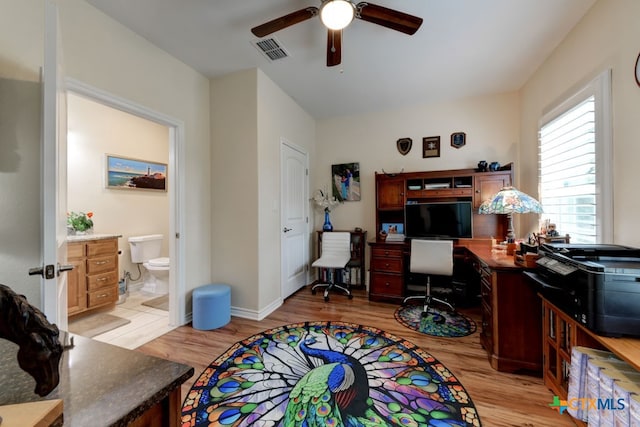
[67,233,122,243]
[0,334,194,426]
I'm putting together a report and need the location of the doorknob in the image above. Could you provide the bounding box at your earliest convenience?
[283,227,293,233]
[57,263,74,277]
[29,264,55,279]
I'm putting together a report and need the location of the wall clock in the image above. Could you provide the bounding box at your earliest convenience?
[636,51,640,87]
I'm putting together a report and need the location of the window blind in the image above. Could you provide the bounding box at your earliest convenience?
[539,96,596,244]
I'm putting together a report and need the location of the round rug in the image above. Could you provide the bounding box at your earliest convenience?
[182,321,480,426]
[395,305,477,338]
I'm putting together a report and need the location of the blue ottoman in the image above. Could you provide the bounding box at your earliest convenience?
[192,284,231,330]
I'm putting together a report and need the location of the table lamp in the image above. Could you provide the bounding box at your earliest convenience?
[479,186,543,253]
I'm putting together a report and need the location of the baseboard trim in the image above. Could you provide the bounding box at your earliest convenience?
[230,298,283,321]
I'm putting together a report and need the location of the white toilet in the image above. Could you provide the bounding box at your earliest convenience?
[128,234,170,294]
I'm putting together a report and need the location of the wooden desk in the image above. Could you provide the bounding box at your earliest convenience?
[462,242,542,374]
[0,334,194,427]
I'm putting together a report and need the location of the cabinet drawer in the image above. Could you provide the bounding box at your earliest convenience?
[371,257,403,273]
[87,239,118,257]
[370,273,404,296]
[87,271,118,291]
[86,255,117,275]
[371,247,403,259]
[67,242,85,259]
[88,287,118,308]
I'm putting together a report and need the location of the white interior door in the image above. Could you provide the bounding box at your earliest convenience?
[280,140,309,299]
[41,0,69,330]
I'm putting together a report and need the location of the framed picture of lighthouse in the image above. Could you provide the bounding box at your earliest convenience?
[106,154,167,191]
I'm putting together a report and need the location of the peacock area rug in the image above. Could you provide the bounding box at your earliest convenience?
[182,321,481,427]
[395,306,477,338]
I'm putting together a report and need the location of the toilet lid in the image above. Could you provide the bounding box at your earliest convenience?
[148,257,170,267]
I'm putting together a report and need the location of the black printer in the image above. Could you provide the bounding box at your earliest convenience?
[525,243,640,338]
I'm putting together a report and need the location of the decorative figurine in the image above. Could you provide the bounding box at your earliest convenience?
[0,284,63,396]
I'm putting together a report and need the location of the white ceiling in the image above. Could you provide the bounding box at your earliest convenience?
[85,0,596,120]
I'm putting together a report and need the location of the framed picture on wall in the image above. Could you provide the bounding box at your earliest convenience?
[106,154,167,191]
[331,162,360,202]
[422,136,440,158]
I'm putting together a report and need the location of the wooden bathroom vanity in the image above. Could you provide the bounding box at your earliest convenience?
[66,234,121,317]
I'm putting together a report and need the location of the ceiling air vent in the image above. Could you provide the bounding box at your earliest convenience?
[252,37,290,61]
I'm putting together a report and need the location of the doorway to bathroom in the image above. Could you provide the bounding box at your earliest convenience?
[65,80,184,349]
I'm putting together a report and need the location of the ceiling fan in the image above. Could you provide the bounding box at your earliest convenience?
[251,0,423,67]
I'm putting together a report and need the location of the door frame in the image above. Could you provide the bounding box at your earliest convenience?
[65,78,186,326]
[280,139,310,299]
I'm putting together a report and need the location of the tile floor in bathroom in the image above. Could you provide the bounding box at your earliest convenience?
[90,289,176,350]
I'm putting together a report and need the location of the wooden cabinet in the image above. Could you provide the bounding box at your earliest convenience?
[468,245,542,373]
[539,296,640,426]
[67,237,120,317]
[473,172,511,209]
[374,165,513,241]
[541,298,604,398]
[368,242,405,302]
[376,177,405,210]
[315,230,366,288]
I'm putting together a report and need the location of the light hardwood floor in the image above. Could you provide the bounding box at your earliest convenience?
[135,287,576,427]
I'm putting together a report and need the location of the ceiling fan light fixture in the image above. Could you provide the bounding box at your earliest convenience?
[320,0,355,30]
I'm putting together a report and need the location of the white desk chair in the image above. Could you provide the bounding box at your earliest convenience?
[403,239,455,316]
[311,232,352,302]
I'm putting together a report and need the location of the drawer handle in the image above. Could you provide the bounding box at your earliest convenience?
[385,263,390,268]
[384,251,389,255]
[95,260,109,265]
[385,282,390,287]
[97,277,108,282]
[97,293,109,298]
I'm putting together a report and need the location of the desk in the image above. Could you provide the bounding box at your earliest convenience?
[463,242,542,374]
[0,334,194,427]
[369,240,542,373]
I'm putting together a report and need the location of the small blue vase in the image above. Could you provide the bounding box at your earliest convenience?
[322,211,333,231]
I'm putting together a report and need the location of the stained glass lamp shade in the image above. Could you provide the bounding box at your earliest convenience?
[479,186,543,242]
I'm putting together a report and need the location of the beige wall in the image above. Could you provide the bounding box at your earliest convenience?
[316,92,520,240]
[519,0,640,245]
[210,70,260,313]
[58,0,211,319]
[211,69,315,318]
[0,1,45,304]
[257,69,316,311]
[67,93,170,280]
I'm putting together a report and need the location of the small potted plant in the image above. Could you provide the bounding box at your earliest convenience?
[67,211,94,235]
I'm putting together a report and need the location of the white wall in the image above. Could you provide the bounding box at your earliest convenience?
[316,92,520,241]
[67,93,170,279]
[519,0,640,246]
[58,0,211,319]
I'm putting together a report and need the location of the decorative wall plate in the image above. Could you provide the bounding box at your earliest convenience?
[451,132,466,149]
[396,137,412,155]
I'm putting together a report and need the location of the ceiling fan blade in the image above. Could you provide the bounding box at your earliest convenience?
[356,2,423,35]
[251,7,319,38]
[326,29,342,67]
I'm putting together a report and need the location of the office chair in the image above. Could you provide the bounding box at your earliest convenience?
[403,239,455,317]
[311,232,352,302]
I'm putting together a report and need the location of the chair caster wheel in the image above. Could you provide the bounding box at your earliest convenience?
[312,290,316,295]
[324,296,329,302]
[348,294,353,299]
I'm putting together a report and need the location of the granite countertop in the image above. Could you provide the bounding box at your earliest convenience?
[0,334,193,426]
[67,233,122,243]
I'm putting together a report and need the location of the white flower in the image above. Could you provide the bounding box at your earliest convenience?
[313,189,340,213]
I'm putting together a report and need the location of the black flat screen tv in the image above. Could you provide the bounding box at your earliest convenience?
[405,201,473,239]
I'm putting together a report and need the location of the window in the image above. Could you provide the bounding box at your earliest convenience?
[538,70,612,244]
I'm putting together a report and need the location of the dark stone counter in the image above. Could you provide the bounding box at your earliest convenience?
[0,333,193,426]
